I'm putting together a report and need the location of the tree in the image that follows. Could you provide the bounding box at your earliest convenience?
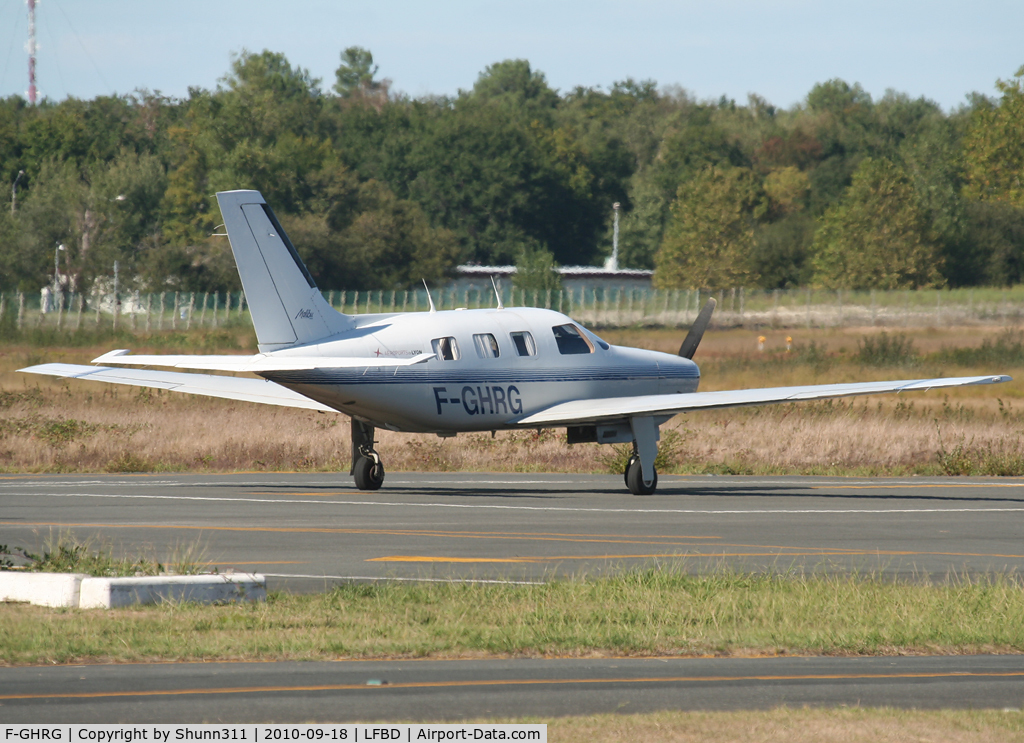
[963,66,1024,208]
[469,59,559,119]
[334,47,388,101]
[11,159,89,292]
[213,49,323,146]
[282,180,459,290]
[654,166,762,288]
[811,158,943,289]
[961,200,1024,286]
[513,244,562,293]
[404,100,602,266]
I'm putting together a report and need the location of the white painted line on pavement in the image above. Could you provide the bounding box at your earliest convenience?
[18,491,1024,516]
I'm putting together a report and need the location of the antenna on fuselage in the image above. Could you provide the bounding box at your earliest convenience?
[422,279,437,313]
[490,275,504,310]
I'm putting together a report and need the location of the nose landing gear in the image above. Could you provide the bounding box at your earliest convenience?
[625,416,659,495]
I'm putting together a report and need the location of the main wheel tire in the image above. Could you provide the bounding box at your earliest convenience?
[353,455,385,491]
[624,454,639,487]
[626,457,657,495]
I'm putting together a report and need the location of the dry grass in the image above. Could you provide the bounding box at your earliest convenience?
[544,708,1024,742]
[2,327,1022,476]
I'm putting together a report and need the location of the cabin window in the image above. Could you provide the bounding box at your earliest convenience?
[509,331,537,357]
[431,337,460,361]
[552,324,594,354]
[473,333,500,358]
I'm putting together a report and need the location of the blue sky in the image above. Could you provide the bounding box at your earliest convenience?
[0,0,1020,110]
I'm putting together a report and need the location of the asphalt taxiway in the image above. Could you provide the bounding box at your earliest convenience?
[2,472,1023,589]
[2,655,1023,722]
[3,472,1024,722]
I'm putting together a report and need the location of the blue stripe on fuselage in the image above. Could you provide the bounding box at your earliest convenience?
[263,365,699,386]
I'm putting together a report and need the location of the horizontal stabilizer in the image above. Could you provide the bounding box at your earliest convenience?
[91,349,434,372]
[19,364,334,412]
[514,375,1012,426]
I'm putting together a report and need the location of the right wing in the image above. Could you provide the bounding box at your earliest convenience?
[514,375,1012,426]
[19,364,334,412]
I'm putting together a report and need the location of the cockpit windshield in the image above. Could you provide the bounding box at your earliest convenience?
[552,324,595,355]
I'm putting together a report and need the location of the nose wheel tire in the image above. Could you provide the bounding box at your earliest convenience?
[626,456,657,495]
[353,454,385,491]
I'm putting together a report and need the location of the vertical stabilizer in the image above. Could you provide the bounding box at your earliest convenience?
[216,190,354,352]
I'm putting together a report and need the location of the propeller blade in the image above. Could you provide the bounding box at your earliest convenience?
[677,297,717,359]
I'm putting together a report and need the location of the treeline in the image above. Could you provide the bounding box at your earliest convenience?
[1,49,1023,294]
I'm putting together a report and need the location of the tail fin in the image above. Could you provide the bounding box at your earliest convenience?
[216,190,354,352]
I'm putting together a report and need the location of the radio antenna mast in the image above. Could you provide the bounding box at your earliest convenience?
[27,0,38,105]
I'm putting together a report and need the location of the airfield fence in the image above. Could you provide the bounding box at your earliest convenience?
[4,286,1024,335]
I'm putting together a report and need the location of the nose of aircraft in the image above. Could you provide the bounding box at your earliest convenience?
[659,355,700,395]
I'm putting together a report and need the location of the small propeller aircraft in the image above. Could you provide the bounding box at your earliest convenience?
[20,190,1011,494]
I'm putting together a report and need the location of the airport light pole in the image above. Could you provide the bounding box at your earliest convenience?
[605,202,620,271]
[11,170,24,216]
[54,243,65,293]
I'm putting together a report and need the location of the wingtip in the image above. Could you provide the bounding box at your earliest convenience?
[91,349,131,365]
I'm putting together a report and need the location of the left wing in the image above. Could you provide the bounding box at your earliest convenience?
[19,364,335,412]
[91,349,433,372]
[514,375,1011,426]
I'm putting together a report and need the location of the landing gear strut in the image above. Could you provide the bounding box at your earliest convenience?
[350,419,384,490]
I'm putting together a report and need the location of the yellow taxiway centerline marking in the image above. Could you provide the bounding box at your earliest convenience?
[819,483,1024,489]
[3,670,1023,701]
[370,547,1024,562]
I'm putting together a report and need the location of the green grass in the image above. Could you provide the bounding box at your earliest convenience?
[1,529,210,578]
[3,567,1024,665]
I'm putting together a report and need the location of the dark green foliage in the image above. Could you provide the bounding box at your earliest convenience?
[2,54,1023,293]
[512,245,562,293]
[334,47,387,99]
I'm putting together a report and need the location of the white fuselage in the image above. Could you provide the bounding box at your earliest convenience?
[260,307,701,433]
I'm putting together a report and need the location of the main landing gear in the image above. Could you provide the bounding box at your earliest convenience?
[624,452,657,495]
[351,419,384,491]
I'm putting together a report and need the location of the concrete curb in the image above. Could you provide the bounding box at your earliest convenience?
[80,574,266,608]
[1,572,265,608]
[0,572,86,607]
